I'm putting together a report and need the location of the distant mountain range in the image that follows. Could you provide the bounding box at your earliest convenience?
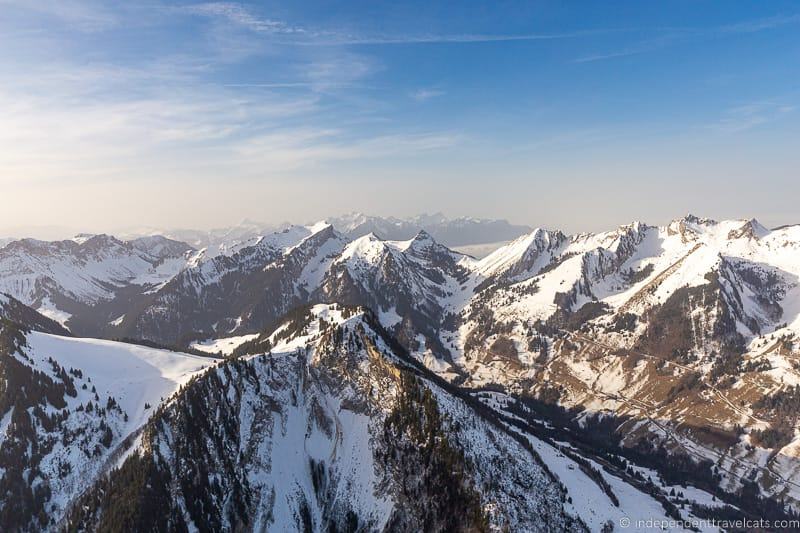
[2,214,800,531]
[115,212,532,251]
[325,212,532,246]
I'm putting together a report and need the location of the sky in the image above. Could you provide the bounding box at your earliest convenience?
[1,0,799,238]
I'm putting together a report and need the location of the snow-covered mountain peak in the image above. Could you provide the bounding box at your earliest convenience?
[394,229,435,252]
[78,233,127,252]
[591,221,652,256]
[210,223,333,265]
[339,232,387,265]
[613,220,650,237]
[476,227,567,279]
[394,230,467,271]
[411,227,432,240]
[327,211,378,232]
[408,212,449,226]
[261,224,315,250]
[306,220,334,234]
[339,230,455,269]
[128,235,194,259]
[532,226,566,243]
[71,233,96,245]
[726,217,769,240]
[272,221,339,258]
[662,217,771,248]
[665,214,771,242]
[682,213,718,226]
[666,214,717,241]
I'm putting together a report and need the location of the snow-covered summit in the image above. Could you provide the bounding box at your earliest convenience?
[476,227,567,279]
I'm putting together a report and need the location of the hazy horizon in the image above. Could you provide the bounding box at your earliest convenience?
[1,209,796,242]
[1,1,798,238]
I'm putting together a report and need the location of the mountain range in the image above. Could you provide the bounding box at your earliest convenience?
[2,214,800,531]
[118,212,532,251]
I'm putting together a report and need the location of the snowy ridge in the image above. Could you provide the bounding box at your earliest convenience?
[476,227,568,280]
[462,215,800,334]
[178,224,330,292]
[333,230,464,304]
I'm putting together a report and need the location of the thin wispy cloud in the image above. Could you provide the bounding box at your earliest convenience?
[573,13,800,63]
[236,129,460,169]
[223,82,315,89]
[572,46,652,64]
[181,2,621,46]
[303,54,378,91]
[711,101,796,133]
[178,2,800,53]
[410,89,445,101]
[0,48,454,190]
[181,2,306,35]
[0,76,320,183]
[718,13,800,34]
[572,34,678,63]
[0,0,117,31]
[300,30,619,46]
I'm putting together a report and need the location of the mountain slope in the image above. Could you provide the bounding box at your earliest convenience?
[0,293,71,335]
[450,216,800,514]
[65,305,581,531]
[315,231,470,366]
[118,223,348,344]
[0,321,217,532]
[120,227,471,366]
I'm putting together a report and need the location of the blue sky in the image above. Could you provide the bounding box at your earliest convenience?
[1,0,799,236]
